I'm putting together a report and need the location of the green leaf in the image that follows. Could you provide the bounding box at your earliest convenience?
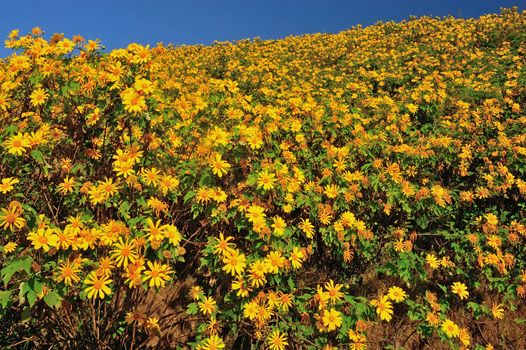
[467,302,480,312]
[26,290,37,307]
[43,290,62,309]
[0,290,12,308]
[246,173,258,186]
[5,124,18,135]
[29,74,43,85]
[199,172,213,187]
[354,302,368,317]
[183,191,196,204]
[19,256,32,274]
[21,305,31,322]
[287,277,295,290]
[119,201,131,219]
[127,216,145,228]
[30,149,45,164]
[1,256,33,286]
[28,278,43,295]
[19,281,30,301]
[187,302,198,315]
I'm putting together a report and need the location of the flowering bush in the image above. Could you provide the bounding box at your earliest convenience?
[1,7,526,350]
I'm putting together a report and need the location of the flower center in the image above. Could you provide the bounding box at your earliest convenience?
[121,247,130,257]
[5,212,17,224]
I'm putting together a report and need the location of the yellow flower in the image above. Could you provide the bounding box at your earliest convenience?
[3,241,17,254]
[406,103,418,113]
[271,216,287,236]
[348,329,367,350]
[200,335,225,350]
[189,285,204,300]
[246,205,266,224]
[222,250,246,276]
[212,232,236,256]
[99,177,119,198]
[277,292,293,312]
[0,177,19,194]
[243,300,259,320]
[125,308,146,326]
[141,167,161,186]
[121,88,146,114]
[231,278,250,297]
[147,196,168,215]
[88,186,105,205]
[267,330,288,350]
[209,153,231,178]
[96,256,114,276]
[324,184,339,198]
[491,303,504,319]
[158,174,179,195]
[257,170,277,190]
[113,160,135,178]
[30,88,48,106]
[110,237,138,268]
[485,213,499,226]
[4,133,30,156]
[55,260,81,286]
[426,312,439,326]
[265,251,286,274]
[459,327,471,347]
[322,308,342,331]
[57,38,75,54]
[451,281,469,300]
[27,228,58,252]
[209,187,227,203]
[255,303,273,323]
[298,218,315,239]
[324,279,344,304]
[0,202,26,231]
[144,218,165,242]
[441,318,460,338]
[163,224,182,246]
[145,316,160,333]
[426,253,440,269]
[143,260,172,288]
[84,271,113,299]
[124,264,144,288]
[134,77,154,95]
[371,295,393,321]
[289,247,304,269]
[387,286,407,303]
[198,296,217,316]
[58,176,76,194]
[248,259,268,288]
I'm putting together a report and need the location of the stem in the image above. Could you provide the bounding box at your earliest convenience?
[130,323,136,350]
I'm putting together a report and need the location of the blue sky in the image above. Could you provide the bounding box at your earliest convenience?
[0,0,523,56]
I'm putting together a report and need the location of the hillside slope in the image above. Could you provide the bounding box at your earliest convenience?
[1,7,525,350]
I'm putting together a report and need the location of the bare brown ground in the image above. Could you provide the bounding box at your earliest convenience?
[136,271,526,349]
[365,303,526,349]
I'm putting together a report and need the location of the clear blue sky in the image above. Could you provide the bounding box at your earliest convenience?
[0,0,523,56]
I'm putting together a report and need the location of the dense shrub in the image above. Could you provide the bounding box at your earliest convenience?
[1,7,526,350]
